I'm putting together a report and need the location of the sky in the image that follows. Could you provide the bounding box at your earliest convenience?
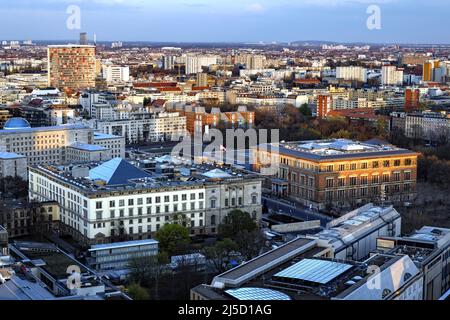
[0,0,449,44]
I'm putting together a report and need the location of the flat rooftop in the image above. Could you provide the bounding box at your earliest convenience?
[212,237,320,287]
[0,276,55,300]
[89,239,158,252]
[257,139,418,162]
[0,152,26,159]
[0,124,90,135]
[30,157,262,196]
[69,142,107,152]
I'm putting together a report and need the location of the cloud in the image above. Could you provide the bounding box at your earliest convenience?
[246,3,265,13]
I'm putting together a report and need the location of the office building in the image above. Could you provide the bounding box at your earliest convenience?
[95,112,187,144]
[377,226,450,300]
[102,65,130,83]
[0,225,8,263]
[28,158,263,245]
[79,33,88,45]
[87,239,159,271]
[0,118,94,166]
[0,152,27,180]
[310,204,401,261]
[66,143,112,163]
[191,241,422,300]
[0,201,60,238]
[93,132,126,159]
[48,45,97,90]
[253,139,419,209]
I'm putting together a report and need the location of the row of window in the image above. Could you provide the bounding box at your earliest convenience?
[96,193,205,209]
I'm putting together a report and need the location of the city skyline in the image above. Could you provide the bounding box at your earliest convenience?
[0,0,449,44]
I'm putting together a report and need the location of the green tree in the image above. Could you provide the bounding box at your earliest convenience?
[155,224,191,256]
[234,229,266,261]
[218,210,258,239]
[127,283,150,300]
[298,103,312,117]
[203,238,239,273]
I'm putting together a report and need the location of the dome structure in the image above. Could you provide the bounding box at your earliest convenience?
[3,118,31,130]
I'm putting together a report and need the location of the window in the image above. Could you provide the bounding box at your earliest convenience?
[128,199,134,206]
[210,199,216,209]
[190,194,196,200]
[372,161,379,169]
[173,195,178,202]
[338,164,345,171]
[252,195,257,204]
[394,160,401,167]
[326,178,334,188]
[393,172,401,182]
[405,158,412,166]
[361,176,368,185]
[164,196,170,203]
[155,197,161,203]
[146,197,152,204]
[338,178,345,187]
[361,162,368,169]
[119,200,125,207]
[128,208,134,216]
[110,210,115,218]
[372,175,380,184]
[96,211,102,220]
[199,193,204,199]
[96,201,102,209]
[225,198,229,207]
[404,172,412,181]
[109,200,115,208]
[350,163,357,170]
[238,197,243,206]
[182,194,187,201]
[211,215,216,226]
[382,174,390,183]
[231,198,236,206]
[137,198,143,205]
[383,160,390,168]
[350,177,357,186]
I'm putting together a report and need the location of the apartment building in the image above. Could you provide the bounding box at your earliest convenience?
[47,45,97,90]
[253,139,419,209]
[166,104,254,135]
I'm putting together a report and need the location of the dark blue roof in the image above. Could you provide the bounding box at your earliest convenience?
[89,158,152,185]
